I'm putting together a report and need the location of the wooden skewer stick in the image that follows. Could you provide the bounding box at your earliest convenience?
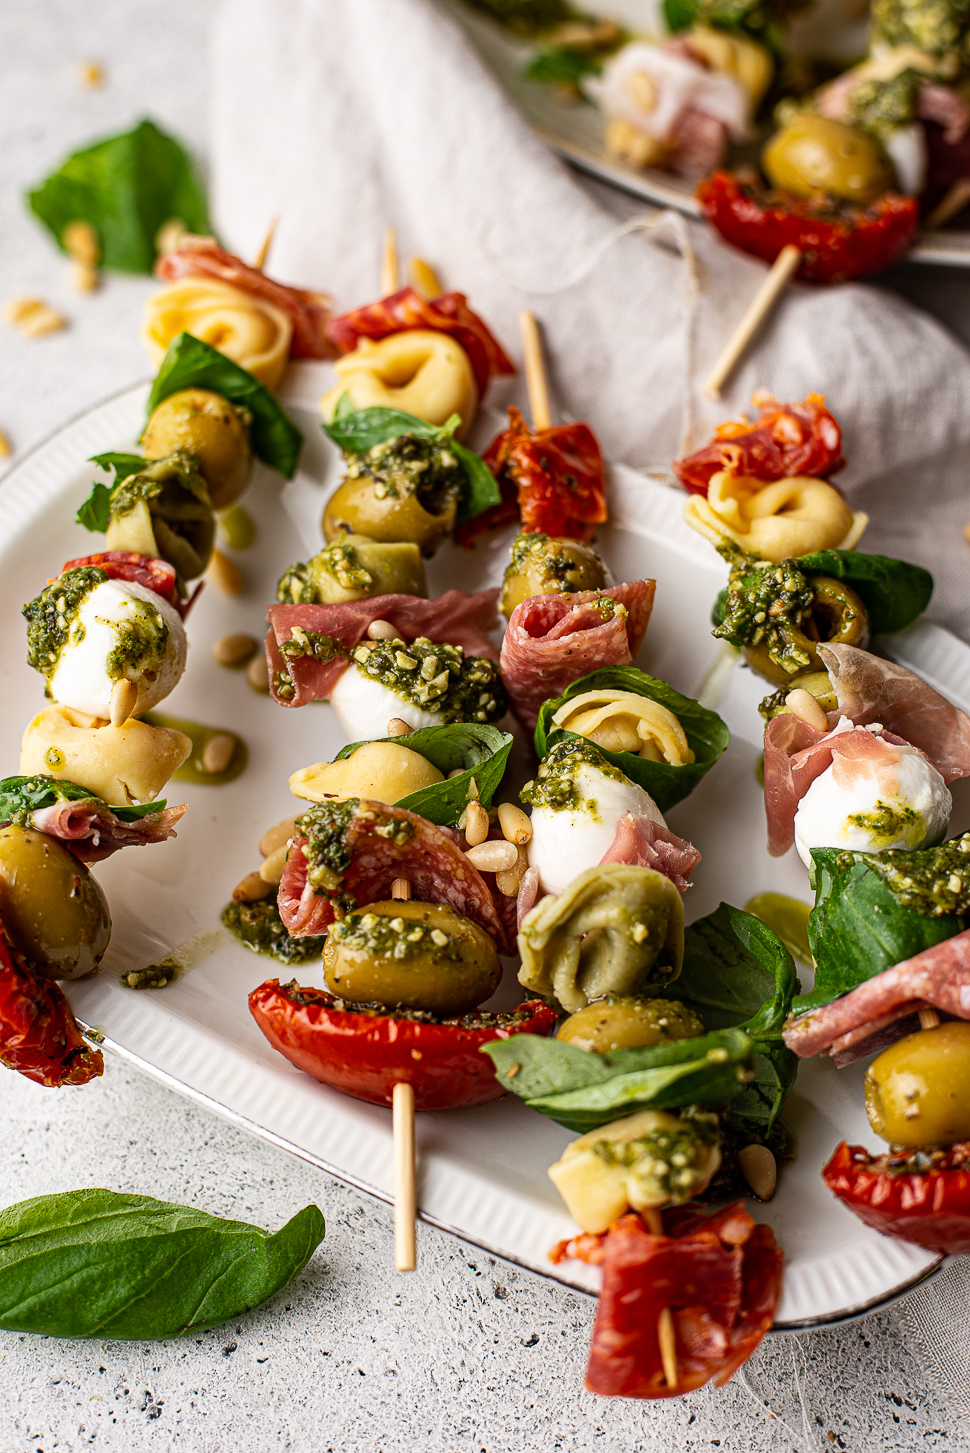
[110,677,138,728]
[409,257,442,299]
[918,1007,942,1031]
[704,244,801,401]
[381,227,400,296]
[640,1207,677,1388]
[519,310,552,432]
[390,876,417,1271]
[252,217,279,271]
[925,178,970,232]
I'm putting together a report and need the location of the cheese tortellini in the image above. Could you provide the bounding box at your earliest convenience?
[319,331,478,438]
[21,705,191,805]
[142,279,293,389]
[290,741,444,805]
[683,470,868,563]
[552,690,694,766]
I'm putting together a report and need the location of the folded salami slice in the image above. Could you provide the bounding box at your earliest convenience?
[784,929,970,1060]
[265,588,500,708]
[500,581,656,731]
[278,798,512,953]
[28,800,188,863]
[600,813,701,893]
[672,392,844,496]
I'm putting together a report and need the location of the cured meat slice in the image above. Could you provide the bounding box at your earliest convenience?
[784,929,970,1059]
[500,580,656,732]
[61,551,179,609]
[673,392,844,496]
[918,84,970,145]
[265,588,500,708]
[278,798,512,953]
[599,813,701,893]
[155,237,336,359]
[27,801,187,864]
[326,287,515,397]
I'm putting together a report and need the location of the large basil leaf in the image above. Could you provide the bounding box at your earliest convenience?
[796,847,966,1015]
[0,775,165,826]
[482,1028,753,1134]
[322,402,501,525]
[795,550,933,636]
[27,120,209,274]
[0,1190,324,1340]
[148,334,303,478]
[335,724,512,826]
[533,666,729,812]
[77,454,149,532]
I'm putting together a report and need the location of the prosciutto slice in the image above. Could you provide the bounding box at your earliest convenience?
[673,392,844,496]
[500,580,656,731]
[278,799,512,953]
[600,813,700,893]
[27,801,187,863]
[265,589,500,708]
[784,930,970,1061]
[155,237,336,359]
[326,287,515,397]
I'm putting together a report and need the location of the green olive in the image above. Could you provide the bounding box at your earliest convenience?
[323,900,501,1016]
[141,389,253,511]
[323,479,456,556]
[865,1021,970,1147]
[499,533,608,617]
[743,576,869,686]
[0,825,111,979]
[306,535,427,603]
[557,996,704,1053]
[763,114,895,206]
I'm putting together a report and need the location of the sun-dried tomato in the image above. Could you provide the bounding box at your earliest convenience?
[0,929,102,1088]
[823,1140,970,1254]
[673,391,844,495]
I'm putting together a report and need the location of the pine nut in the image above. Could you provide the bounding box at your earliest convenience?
[465,840,518,874]
[232,871,272,903]
[0,428,10,458]
[201,733,235,775]
[785,688,828,732]
[109,677,138,728]
[464,801,489,846]
[448,768,465,779]
[259,818,296,858]
[79,60,105,88]
[391,878,412,900]
[258,843,289,885]
[387,718,413,737]
[4,297,67,337]
[71,262,99,293]
[155,218,190,256]
[497,802,532,846]
[367,619,404,641]
[63,221,100,267]
[737,1144,777,1201]
[247,652,270,693]
[207,548,244,596]
[213,632,259,668]
[495,844,529,897]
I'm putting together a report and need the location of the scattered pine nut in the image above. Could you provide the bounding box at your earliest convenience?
[155,218,190,256]
[232,871,272,903]
[259,817,296,858]
[464,801,489,846]
[495,843,529,898]
[4,297,67,337]
[201,732,235,775]
[737,1144,777,1201]
[448,768,465,779]
[247,652,270,693]
[109,677,137,728]
[79,60,105,88]
[367,619,404,641]
[258,843,289,885]
[657,1308,678,1390]
[387,718,413,736]
[212,632,259,668]
[465,839,518,874]
[0,427,11,458]
[391,877,412,900]
[497,801,532,846]
[785,688,828,732]
[207,548,244,596]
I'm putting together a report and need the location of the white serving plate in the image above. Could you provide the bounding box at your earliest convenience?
[2,370,961,1329]
[447,3,970,270]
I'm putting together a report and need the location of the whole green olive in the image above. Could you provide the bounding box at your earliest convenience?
[557,995,705,1053]
[0,825,111,979]
[307,535,427,603]
[744,576,869,685]
[499,532,608,617]
[323,479,456,556]
[865,1021,970,1147]
[141,389,253,511]
[323,900,501,1016]
[763,114,895,206]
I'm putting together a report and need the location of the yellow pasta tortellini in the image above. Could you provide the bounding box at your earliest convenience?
[552,690,694,766]
[319,331,478,439]
[21,706,191,805]
[683,470,868,563]
[290,741,444,805]
[142,279,293,389]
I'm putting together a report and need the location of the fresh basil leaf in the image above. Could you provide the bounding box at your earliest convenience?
[796,847,965,1015]
[0,1189,324,1340]
[90,452,149,485]
[0,775,165,827]
[335,724,512,826]
[483,1028,754,1134]
[451,440,502,524]
[525,46,602,89]
[797,550,933,635]
[148,334,303,478]
[27,120,209,274]
[77,454,149,532]
[534,666,730,813]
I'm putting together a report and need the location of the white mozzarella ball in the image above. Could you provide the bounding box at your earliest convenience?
[883,124,927,195]
[585,41,752,142]
[794,740,951,868]
[528,763,666,897]
[47,579,186,719]
[329,663,444,742]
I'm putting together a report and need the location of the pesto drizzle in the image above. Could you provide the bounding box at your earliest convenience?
[351,637,506,724]
[330,910,462,962]
[344,433,464,517]
[713,541,816,675]
[23,566,106,677]
[221,898,326,964]
[593,1109,719,1203]
[838,832,970,918]
[521,737,626,813]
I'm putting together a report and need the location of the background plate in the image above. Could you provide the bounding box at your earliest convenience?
[2,372,962,1328]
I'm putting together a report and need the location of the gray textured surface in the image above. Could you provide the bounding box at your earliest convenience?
[0,3,968,1449]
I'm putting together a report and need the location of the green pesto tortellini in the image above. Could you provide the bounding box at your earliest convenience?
[104,450,215,583]
[276,535,427,605]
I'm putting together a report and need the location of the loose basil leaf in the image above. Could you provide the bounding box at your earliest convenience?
[483,1028,754,1134]
[0,775,165,826]
[27,120,209,274]
[795,550,933,636]
[796,847,966,1015]
[534,666,729,813]
[335,724,512,826]
[322,403,501,525]
[148,334,303,478]
[77,454,149,532]
[0,1189,324,1340]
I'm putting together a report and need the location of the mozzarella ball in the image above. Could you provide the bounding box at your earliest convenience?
[47,579,186,718]
[527,762,666,897]
[328,664,444,742]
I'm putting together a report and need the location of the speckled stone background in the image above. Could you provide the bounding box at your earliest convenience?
[1,4,969,1449]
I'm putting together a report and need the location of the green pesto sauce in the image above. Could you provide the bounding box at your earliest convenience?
[593,1110,719,1203]
[846,798,922,846]
[520,736,626,813]
[296,798,365,893]
[847,69,923,140]
[141,711,247,786]
[839,832,970,917]
[103,595,170,679]
[279,979,544,1030]
[713,541,816,674]
[276,560,312,604]
[23,566,106,677]
[330,909,462,962]
[344,433,464,516]
[503,531,606,595]
[279,627,343,666]
[276,541,374,604]
[352,637,506,724]
[872,0,970,59]
[221,898,326,964]
[120,958,180,990]
[109,449,208,520]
